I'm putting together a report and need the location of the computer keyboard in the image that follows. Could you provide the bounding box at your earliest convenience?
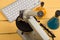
[2,0,40,22]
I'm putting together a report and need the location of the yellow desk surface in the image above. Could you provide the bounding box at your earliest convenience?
[0,0,60,40]
[0,0,16,9]
[0,33,22,40]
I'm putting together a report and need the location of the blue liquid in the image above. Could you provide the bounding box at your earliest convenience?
[47,17,59,30]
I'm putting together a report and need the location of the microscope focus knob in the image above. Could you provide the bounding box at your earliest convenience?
[16,16,33,32]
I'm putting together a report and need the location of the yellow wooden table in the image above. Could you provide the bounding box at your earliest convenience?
[0,0,16,9]
[0,0,60,40]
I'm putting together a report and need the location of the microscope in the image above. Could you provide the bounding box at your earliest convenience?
[16,10,55,40]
